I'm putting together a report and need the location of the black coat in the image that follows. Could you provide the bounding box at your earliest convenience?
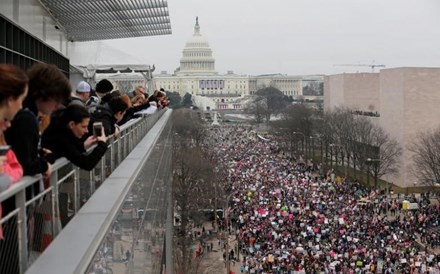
[41,116,108,171]
[117,103,150,126]
[5,102,48,176]
[90,105,117,136]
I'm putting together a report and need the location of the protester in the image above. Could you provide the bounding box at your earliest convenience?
[210,126,440,273]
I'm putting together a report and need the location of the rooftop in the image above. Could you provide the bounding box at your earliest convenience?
[40,0,172,41]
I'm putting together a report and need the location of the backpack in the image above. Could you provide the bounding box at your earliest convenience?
[86,96,101,114]
[67,96,86,107]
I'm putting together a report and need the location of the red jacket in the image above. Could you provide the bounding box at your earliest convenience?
[0,150,23,239]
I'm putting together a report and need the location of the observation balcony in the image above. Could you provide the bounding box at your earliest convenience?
[0,109,174,274]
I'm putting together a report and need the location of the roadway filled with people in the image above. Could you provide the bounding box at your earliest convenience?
[210,125,440,274]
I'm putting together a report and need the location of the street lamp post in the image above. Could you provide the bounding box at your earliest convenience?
[366,158,380,189]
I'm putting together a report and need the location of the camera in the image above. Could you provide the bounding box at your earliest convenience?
[0,145,10,156]
[93,122,103,137]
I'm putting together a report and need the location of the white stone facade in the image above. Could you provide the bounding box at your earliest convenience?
[177,17,216,76]
[154,18,323,110]
[154,73,250,96]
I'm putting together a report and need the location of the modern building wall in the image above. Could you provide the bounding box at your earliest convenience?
[324,73,379,113]
[324,74,345,112]
[345,73,380,113]
[380,67,440,187]
[325,68,440,187]
[1,0,69,57]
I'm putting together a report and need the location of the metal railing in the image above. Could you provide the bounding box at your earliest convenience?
[0,110,165,273]
[85,109,173,274]
[26,108,173,274]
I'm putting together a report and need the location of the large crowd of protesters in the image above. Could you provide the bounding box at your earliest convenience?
[0,63,169,273]
[211,126,440,274]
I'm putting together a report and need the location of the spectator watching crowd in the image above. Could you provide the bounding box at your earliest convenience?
[0,62,169,273]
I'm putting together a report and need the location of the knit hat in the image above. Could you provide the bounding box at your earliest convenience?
[76,81,91,93]
[95,79,113,94]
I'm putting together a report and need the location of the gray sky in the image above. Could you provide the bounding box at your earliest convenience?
[88,0,440,76]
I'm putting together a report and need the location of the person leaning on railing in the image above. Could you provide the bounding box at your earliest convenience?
[118,94,150,126]
[0,122,23,236]
[41,104,109,171]
[0,64,29,274]
[5,63,71,181]
[41,104,108,227]
[88,96,128,138]
[4,63,71,259]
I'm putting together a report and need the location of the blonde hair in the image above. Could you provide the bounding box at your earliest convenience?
[131,94,145,105]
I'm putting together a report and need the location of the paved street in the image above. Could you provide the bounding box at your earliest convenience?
[196,222,242,274]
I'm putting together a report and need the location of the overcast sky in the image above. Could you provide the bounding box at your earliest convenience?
[85,0,440,76]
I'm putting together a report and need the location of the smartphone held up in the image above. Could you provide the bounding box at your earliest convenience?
[93,122,103,137]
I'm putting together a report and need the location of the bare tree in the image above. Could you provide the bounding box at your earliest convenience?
[172,110,214,274]
[409,128,440,190]
[271,104,318,157]
[366,126,402,189]
[173,146,214,274]
[348,115,374,179]
[173,109,206,146]
[323,107,402,188]
[324,108,354,171]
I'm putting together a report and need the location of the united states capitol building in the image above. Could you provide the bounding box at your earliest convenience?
[154,18,323,111]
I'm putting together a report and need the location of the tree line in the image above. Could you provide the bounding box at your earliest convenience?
[172,109,228,273]
[246,86,439,190]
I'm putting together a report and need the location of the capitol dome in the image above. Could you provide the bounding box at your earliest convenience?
[177,17,216,75]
